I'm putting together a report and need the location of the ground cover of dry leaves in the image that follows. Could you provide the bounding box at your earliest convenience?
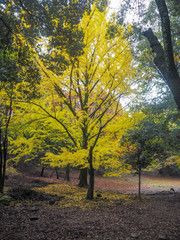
[0,168,180,240]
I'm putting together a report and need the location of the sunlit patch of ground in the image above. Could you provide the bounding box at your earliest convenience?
[94,174,180,194]
[5,167,180,196]
[140,176,180,193]
[35,183,134,209]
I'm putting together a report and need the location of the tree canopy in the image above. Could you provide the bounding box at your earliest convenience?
[0,0,179,199]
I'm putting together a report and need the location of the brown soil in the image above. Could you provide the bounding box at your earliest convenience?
[0,169,180,240]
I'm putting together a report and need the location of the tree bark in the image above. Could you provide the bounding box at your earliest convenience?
[86,146,94,200]
[0,124,3,193]
[0,102,11,193]
[1,139,7,192]
[138,165,142,200]
[86,165,94,200]
[78,168,88,187]
[0,124,2,185]
[0,138,8,193]
[55,168,59,179]
[65,164,70,181]
[143,0,180,110]
[40,167,45,177]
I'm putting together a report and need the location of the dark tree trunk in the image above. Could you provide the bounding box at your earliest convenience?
[78,168,88,187]
[86,165,94,200]
[65,164,70,181]
[0,94,12,193]
[0,139,7,193]
[86,146,94,200]
[0,167,4,193]
[55,168,59,179]
[0,147,3,193]
[40,167,45,177]
[138,166,142,200]
[50,167,59,179]
[143,0,180,110]
[0,125,2,191]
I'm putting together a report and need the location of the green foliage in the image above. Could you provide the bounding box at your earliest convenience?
[121,96,180,174]
[121,115,170,171]
[0,50,18,84]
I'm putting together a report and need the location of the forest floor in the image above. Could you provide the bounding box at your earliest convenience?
[0,166,180,240]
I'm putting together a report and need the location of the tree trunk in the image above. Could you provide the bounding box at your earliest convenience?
[0,125,3,192]
[55,168,59,179]
[143,29,180,110]
[86,165,94,200]
[143,0,180,110]
[86,146,94,200]
[0,96,12,193]
[0,140,7,193]
[78,168,88,187]
[40,167,45,177]
[138,166,142,200]
[0,152,3,193]
[0,169,4,193]
[65,164,70,181]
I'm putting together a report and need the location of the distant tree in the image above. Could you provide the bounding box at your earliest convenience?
[142,99,180,175]
[0,83,13,192]
[0,47,19,192]
[0,10,41,192]
[121,116,170,199]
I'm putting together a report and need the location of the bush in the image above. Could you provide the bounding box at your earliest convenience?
[159,164,180,176]
[8,187,50,200]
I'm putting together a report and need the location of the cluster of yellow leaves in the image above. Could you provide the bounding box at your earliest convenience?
[91,111,145,176]
[165,155,180,169]
[36,183,133,209]
[6,166,20,176]
[43,148,89,168]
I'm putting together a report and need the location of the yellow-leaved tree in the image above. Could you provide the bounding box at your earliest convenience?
[13,4,135,199]
[93,111,145,177]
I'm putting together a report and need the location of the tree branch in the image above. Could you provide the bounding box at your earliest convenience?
[17,100,77,148]
[155,0,175,71]
[143,0,180,110]
[143,28,167,78]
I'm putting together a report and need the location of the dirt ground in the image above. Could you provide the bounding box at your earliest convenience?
[0,168,180,240]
